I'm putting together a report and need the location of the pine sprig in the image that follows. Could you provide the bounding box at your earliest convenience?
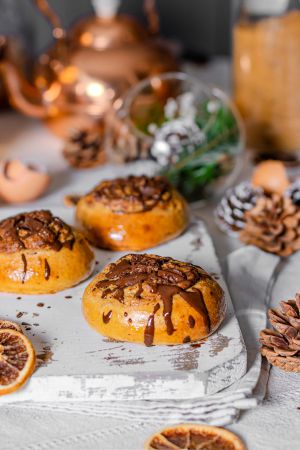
[161,103,241,201]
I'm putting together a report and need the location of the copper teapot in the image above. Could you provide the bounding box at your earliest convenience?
[0,0,178,122]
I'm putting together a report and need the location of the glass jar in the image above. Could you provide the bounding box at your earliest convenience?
[233,0,300,158]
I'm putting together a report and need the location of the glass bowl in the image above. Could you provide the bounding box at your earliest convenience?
[117,72,245,203]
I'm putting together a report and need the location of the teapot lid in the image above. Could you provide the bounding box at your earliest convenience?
[71,0,149,51]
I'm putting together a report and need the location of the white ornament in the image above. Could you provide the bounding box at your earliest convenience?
[164,98,178,120]
[148,123,158,135]
[178,92,197,119]
[207,100,221,114]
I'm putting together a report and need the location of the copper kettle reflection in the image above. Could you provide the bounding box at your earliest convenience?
[0,0,178,120]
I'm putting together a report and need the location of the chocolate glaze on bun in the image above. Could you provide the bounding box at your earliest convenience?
[0,210,75,253]
[92,175,172,213]
[76,175,189,251]
[0,210,94,294]
[83,254,226,346]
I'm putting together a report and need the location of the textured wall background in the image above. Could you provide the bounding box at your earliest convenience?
[0,0,232,57]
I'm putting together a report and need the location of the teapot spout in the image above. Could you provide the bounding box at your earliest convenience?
[0,37,48,118]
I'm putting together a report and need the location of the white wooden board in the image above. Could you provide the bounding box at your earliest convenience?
[0,207,246,403]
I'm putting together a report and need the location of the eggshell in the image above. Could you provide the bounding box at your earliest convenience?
[0,160,50,203]
[251,160,290,195]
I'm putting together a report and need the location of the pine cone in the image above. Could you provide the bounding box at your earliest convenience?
[285,179,300,207]
[63,123,106,169]
[260,294,300,372]
[240,194,300,256]
[215,182,262,234]
[105,111,151,163]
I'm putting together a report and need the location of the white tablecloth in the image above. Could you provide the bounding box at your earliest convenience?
[0,59,299,449]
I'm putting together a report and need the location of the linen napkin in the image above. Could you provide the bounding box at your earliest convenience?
[7,246,280,427]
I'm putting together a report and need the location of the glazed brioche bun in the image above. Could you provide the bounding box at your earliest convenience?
[76,175,189,251]
[0,210,94,294]
[83,254,226,346]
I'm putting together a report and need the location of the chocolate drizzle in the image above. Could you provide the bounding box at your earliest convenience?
[181,290,210,333]
[96,254,213,345]
[3,161,11,180]
[188,315,196,328]
[91,175,172,213]
[44,259,50,280]
[0,210,75,253]
[144,303,160,346]
[103,310,112,324]
[21,254,27,284]
[151,285,177,335]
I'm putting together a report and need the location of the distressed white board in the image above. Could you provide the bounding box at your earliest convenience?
[0,207,246,403]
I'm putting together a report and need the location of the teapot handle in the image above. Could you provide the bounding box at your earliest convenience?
[32,0,66,40]
[144,0,160,35]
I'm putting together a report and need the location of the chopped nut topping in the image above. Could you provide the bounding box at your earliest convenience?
[91,175,173,213]
[0,210,75,253]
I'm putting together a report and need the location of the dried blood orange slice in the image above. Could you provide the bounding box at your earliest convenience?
[0,320,22,333]
[144,424,246,450]
[0,329,36,396]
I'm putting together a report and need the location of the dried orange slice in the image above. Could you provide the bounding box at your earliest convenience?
[0,329,36,396]
[144,424,246,450]
[0,320,22,333]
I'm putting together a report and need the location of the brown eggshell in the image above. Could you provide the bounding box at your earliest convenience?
[0,160,50,204]
[251,160,290,195]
